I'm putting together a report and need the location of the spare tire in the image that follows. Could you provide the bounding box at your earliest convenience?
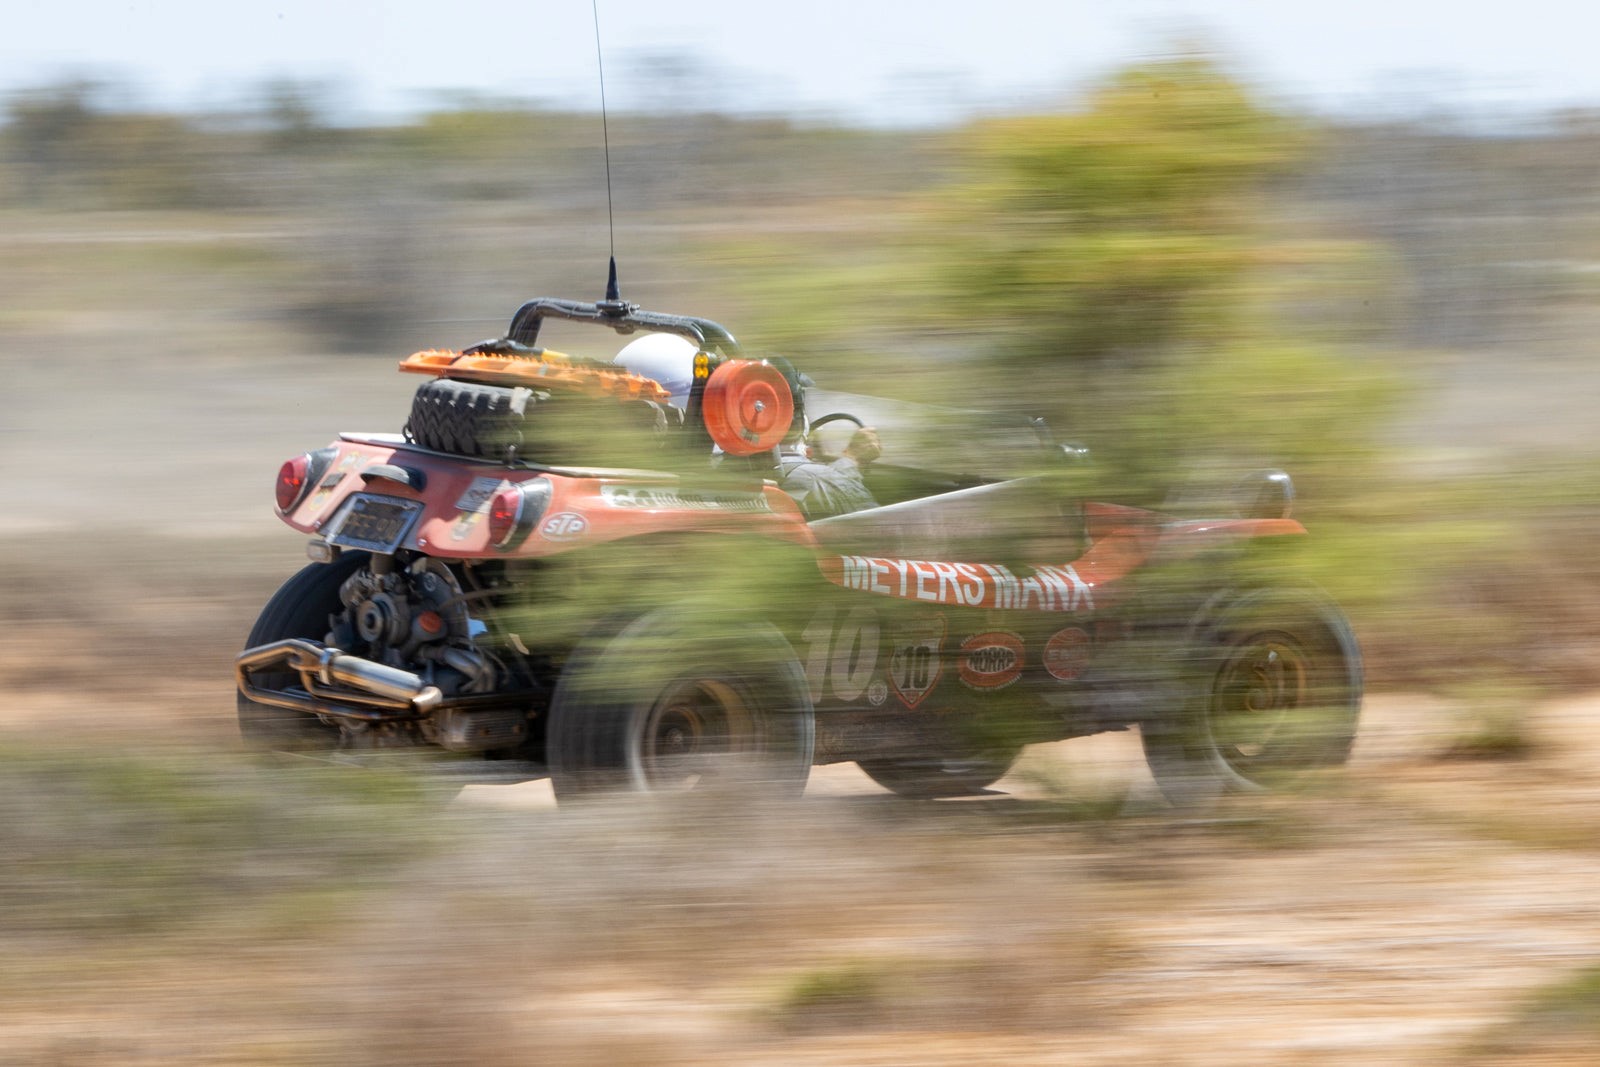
[405,378,536,461]
[407,377,674,464]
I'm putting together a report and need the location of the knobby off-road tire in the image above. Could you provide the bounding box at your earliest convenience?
[237,552,369,753]
[858,746,1023,799]
[405,378,669,463]
[1141,585,1363,808]
[405,378,527,460]
[547,610,816,802]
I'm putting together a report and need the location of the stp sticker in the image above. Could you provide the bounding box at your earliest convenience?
[959,631,1024,690]
[539,512,588,541]
[888,616,945,708]
[1043,627,1091,681]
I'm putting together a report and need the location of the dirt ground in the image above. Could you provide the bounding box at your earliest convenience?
[4,655,1600,1064]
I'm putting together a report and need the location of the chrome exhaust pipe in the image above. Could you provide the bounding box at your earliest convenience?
[237,638,444,720]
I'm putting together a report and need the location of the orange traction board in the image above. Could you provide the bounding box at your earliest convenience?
[399,349,672,403]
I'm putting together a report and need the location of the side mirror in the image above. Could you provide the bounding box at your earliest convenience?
[1235,469,1295,520]
[1031,418,1090,467]
[1054,441,1092,466]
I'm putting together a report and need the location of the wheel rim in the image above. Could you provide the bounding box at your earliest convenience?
[636,678,758,790]
[1208,630,1315,775]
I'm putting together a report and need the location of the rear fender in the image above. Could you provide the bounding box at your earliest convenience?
[274,435,814,560]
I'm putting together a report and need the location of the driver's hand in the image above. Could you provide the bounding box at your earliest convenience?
[844,427,882,465]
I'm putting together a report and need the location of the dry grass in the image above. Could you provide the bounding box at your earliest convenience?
[5,724,1600,1065]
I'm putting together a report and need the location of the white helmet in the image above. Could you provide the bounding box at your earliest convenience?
[614,332,698,409]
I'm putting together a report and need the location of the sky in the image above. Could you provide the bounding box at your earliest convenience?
[6,0,1600,124]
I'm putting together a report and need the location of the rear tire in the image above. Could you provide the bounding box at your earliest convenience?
[1141,585,1362,807]
[237,553,368,753]
[547,610,815,802]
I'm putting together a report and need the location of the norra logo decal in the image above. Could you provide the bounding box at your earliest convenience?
[959,631,1024,689]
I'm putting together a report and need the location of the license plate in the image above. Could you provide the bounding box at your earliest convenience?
[324,494,424,553]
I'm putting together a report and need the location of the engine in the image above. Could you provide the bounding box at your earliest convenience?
[328,556,527,751]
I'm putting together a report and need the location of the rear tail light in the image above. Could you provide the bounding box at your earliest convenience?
[487,488,521,545]
[276,454,311,512]
[486,478,552,549]
[275,447,340,514]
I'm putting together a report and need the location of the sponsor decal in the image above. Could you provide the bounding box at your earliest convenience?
[1043,627,1091,681]
[450,510,482,541]
[866,679,889,706]
[888,616,946,708]
[306,470,346,512]
[455,476,511,514]
[959,631,1024,690]
[539,512,589,541]
[600,485,771,513]
[828,555,1093,613]
[828,607,880,702]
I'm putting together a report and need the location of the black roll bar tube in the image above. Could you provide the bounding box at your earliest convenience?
[505,297,741,356]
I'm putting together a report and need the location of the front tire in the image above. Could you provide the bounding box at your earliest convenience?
[858,745,1022,799]
[547,610,815,802]
[1142,585,1362,806]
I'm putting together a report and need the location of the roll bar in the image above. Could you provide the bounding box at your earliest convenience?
[505,298,741,356]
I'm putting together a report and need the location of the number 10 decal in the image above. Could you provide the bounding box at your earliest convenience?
[887,616,946,708]
[800,607,881,704]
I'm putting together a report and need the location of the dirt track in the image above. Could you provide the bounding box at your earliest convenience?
[445,693,1600,1064]
[5,679,1595,1064]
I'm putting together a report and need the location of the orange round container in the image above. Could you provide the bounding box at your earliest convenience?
[701,360,794,456]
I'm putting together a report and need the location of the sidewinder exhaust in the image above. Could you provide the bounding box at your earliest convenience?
[236,638,443,721]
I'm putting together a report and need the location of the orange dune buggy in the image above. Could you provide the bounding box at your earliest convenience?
[238,296,1361,805]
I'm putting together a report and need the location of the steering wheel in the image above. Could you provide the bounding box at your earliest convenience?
[805,412,866,461]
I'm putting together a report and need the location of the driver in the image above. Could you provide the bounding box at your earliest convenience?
[778,420,882,519]
[615,334,881,518]
[613,332,697,409]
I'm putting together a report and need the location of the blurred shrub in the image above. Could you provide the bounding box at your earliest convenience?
[774,959,891,1030]
[939,58,1302,363]
[288,192,439,351]
[2,81,223,209]
[0,748,436,938]
[1432,680,1540,761]
[723,56,1403,511]
[1472,963,1600,1058]
[1303,113,1600,349]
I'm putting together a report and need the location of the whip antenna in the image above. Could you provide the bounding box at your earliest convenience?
[592,0,621,304]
